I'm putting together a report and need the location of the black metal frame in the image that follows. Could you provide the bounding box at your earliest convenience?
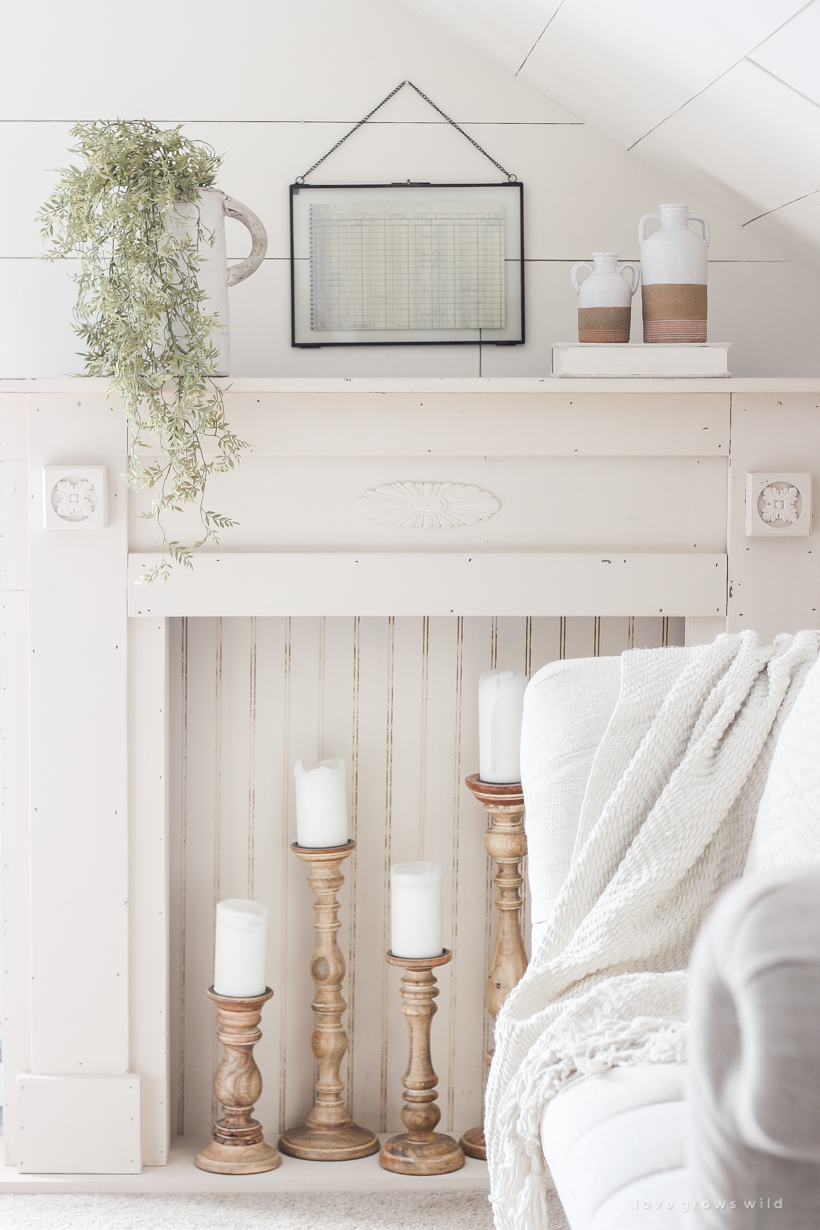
[290,181,525,348]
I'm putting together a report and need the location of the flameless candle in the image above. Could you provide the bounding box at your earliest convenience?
[213,899,268,997]
[294,759,349,848]
[390,862,443,958]
[479,667,528,783]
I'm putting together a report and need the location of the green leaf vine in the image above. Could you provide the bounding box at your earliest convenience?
[39,119,249,582]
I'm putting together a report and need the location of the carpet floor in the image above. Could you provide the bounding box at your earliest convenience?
[0,1190,570,1228]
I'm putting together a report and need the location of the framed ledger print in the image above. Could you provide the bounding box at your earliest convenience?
[290,181,524,347]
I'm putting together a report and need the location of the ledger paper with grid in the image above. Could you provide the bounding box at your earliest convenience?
[309,202,506,332]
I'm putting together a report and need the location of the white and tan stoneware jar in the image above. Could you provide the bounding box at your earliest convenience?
[639,203,709,343]
[571,252,640,343]
[169,188,268,376]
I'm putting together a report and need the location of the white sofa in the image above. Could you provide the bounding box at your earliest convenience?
[521,653,820,1229]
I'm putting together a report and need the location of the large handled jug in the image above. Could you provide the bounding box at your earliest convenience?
[172,188,268,375]
[571,252,640,343]
[639,203,709,343]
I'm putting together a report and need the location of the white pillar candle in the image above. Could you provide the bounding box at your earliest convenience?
[479,667,528,783]
[390,862,443,958]
[294,758,349,848]
[213,899,268,998]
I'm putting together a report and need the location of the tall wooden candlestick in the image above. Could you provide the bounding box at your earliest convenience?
[380,949,465,1175]
[459,775,528,1161]
[279,840,379,1161]
[195,987,281,1173]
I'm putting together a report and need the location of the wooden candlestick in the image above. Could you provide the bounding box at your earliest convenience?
[380,949,465,1175]
[278,840,379,1161]
[459,775,528,1161]
[195,987,281,1174]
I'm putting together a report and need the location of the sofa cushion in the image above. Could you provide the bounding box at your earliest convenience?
[522,657,621,942]
[745,654,820,874]
[541,1063,687,1230]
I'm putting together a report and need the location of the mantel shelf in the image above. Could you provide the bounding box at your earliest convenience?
[2,376,820,394]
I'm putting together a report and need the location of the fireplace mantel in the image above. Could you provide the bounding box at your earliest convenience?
[1,377,818,1185]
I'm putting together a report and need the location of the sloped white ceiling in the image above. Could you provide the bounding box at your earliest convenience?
[401,0,820,274]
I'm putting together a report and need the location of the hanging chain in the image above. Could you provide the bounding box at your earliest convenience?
[295,80,517,184]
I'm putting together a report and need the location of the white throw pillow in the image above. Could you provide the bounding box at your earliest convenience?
[745,655,820,874]
[522,657,621,932]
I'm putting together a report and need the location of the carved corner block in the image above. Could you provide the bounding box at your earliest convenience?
[42,466,108,530]
[745,473,812,537]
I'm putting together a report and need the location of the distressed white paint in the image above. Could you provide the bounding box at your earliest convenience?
[128,617,170,1165]
[0,394,31,1165]
[168,612,683,1140]
[27,398,130,1077]
[17,1075,141,1174]
[3,377,819,1183]
[127,553,727,619]
[41,466,108,530]
[728,393,820,640]
[744,472,812,536]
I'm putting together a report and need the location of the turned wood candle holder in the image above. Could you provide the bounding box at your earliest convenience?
[278,840,379,1161]
[195,987,281,1174]
[380,949,465,1175]
[459,775,528,1161]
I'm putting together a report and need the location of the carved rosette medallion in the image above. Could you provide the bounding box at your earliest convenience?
[759,483,800,526]
[745,472,812,537]
[51,477,97,522]
[356,481,500,529]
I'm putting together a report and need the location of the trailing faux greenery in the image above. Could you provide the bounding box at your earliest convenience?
[40,119,248,582]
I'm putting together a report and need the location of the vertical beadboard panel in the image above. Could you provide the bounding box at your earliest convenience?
[245,616,288,1136]
[283,617,326,1134]
[168,618,185,1138]
[458,616,496,1124]
[169,614,684,1138]
[173,617,222,1134]
[354,617,393,1133]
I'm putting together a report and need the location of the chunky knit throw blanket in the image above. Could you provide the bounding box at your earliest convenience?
[484,631,820,1230]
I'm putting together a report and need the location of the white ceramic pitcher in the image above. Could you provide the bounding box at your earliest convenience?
[638,203,709,343]
[571,252,640,343]
[171,188,268,376]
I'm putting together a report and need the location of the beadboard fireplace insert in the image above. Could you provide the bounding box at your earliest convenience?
[1,377,818,1188]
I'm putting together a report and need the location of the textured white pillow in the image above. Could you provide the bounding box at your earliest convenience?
[521,657,621,933]
[746,655,820,874]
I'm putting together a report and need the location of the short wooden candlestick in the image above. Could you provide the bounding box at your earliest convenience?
[194,987,281,1174]
[278,840,379,1161]
[380,948,465,1175]
[459,775,528,1161]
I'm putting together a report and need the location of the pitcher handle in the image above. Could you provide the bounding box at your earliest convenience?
[570,262,593,295]
[223,195,268,288]
[638,213,661,245]
[619,262,641,295]
[688,212,710,246]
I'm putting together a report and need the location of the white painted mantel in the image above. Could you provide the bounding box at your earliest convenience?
[1,377,818,1185]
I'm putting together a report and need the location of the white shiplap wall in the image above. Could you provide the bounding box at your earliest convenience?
[2,0,820,379]
[400,0,820,278]
[168,613,682,1139]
